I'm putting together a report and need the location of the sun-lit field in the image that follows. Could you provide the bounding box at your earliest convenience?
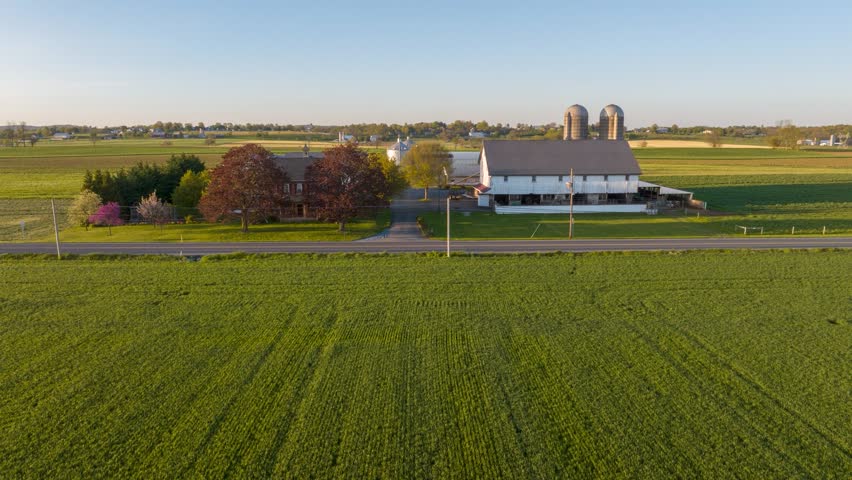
[628,139,770,148]
[1,251,850,478]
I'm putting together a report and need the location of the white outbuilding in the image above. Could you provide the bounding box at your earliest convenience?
[387,136,415,164]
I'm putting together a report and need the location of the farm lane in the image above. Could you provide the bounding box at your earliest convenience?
[2,236,850,255]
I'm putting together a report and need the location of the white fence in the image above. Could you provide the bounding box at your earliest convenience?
[495,204,647,214]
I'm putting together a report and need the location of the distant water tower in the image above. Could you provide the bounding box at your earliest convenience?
[563,104,589,140]
[599,104,625,140]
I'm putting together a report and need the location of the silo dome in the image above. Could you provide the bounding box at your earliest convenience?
[563,104,589,140]
[599,104,625,140]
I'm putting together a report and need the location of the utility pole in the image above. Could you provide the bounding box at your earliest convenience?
[443,167,450,257]
[566,168,575,240]
[50,198,61,259]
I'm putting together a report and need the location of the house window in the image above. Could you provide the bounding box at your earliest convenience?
[604,175,609,181]
[558,175,563,182]
[532,176,537,182]
[503,176,508,182]
[625,175,630,181]
[582,175,587,181]
[296,183,303,193]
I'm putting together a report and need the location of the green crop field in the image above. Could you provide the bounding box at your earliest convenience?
[1,251,850,478]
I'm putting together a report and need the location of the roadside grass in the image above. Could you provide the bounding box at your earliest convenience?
[54,218,389,242]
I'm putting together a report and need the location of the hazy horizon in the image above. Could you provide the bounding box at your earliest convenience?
[2,1,850,128]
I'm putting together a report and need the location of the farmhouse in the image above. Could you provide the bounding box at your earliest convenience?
[475,104,694,213]
[272,145,323,217]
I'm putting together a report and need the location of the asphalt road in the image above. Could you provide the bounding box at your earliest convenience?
[1,237,850,256]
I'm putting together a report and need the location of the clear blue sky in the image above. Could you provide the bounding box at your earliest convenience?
[2,0,850,128]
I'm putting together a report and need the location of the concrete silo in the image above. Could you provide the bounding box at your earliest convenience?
[599,104,625,140]
[563,104,589,140]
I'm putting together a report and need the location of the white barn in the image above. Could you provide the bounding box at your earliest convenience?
[387,136,415,164]
[475,140,645,213]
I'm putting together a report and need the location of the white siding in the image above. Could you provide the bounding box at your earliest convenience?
[484,174,638,195]
[480,150,490,187]
[495,204,647,214]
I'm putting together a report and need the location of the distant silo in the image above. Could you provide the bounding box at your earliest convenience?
[563,104,589,140]
[599,104,625,140]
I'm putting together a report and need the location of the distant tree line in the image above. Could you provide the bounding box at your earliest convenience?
[9,118,850,146]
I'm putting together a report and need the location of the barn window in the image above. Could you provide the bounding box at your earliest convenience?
[625,175,630,181]
[604,175,609,181]
[503,176,508,182]
[558,175,563,182]
[532,176,537,182]
[582,175,587,181]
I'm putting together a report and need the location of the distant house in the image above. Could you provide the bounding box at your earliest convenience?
[271,145,324,218]
[369,134,380,143]
[51,132,73,141]
[150,129,166,138]
[656,127,670,134]
[468,129,488,138]
[336,132,355,143]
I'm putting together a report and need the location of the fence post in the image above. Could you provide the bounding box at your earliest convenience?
[50,198,61,259]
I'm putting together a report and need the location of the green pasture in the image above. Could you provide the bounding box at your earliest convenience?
[425,210,852,239]
[1,251,849,478]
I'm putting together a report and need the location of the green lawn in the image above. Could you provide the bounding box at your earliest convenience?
[55,216,389,242]
[1,251,850,478]
[0,199,389,242]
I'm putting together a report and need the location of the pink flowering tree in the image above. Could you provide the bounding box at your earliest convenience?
[88,202,124,235]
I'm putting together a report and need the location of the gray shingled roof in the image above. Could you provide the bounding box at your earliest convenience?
[271,152,324,181]
[481,140,641,176]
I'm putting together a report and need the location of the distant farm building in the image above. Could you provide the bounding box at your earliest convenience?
[475,104,695,213]
[387,136,415,164]
[51,133,73,141]
[468,129,488,138]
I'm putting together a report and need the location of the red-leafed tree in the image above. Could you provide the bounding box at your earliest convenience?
[88,202,123,235]
[198,144,289,232]
[306,143,390,232]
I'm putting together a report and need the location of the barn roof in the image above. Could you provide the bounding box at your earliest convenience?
[481,140,641,176]
[271,152,324,182]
